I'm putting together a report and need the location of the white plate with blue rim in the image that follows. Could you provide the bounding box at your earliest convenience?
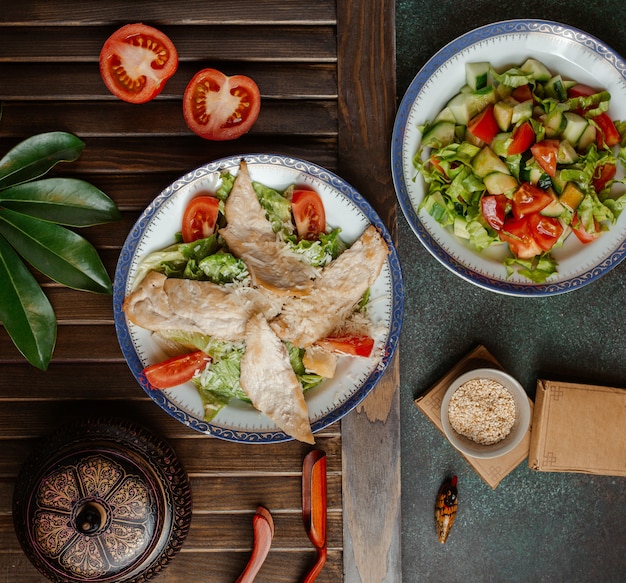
[392,19,626,296]
[114,154,404,443]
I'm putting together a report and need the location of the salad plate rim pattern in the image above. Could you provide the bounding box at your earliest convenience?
[391,18,626,297]
[113,153,404,443]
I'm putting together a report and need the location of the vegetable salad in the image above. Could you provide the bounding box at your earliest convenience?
[414,58,626,282]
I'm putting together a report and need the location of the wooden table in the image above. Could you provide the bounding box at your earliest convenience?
[0,2,400,582]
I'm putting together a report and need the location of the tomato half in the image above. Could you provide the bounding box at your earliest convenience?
[499,217,543,259]
[481,194,507,231]
[143,351,211,389]
[531,139,559,177]
[99,23,178,104]
[181,195,220,242]
[528,213,564,251]
[512,182,553,219]
[316,336,375,357]
[183,68,261,141]
[291,189,326,240]
[468,104,499,143]
[508,121,535,155]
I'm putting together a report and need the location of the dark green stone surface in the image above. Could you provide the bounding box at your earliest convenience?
[395,3,626,581]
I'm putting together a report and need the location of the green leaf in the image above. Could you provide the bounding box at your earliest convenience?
[0,208,112,294]
[0,178,121,226]
[0,132,85,190]
[0,233,56,370]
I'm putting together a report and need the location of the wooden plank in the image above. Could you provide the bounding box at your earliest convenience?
[336,1,402,582]
[0,25,337,62]
[0,100,337,137]
[0,62,338,101]
[0,548,344,583]
[0,136,339,174]
[0,0,338,26]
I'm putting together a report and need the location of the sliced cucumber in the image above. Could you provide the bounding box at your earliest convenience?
[562,112,589,146]
[551,170,567,194]
[493,100,514,131]
[543,108,567,137]
[422,121,456,148]
[466,62,491,91]
[472,146,510,178]
[520,58,552,82]
[544,75,568,101]
[511,100,533,124]
[491,132,512,158]
[576,123,597,152]
[483,172,518,195]
[557,140,579,164]
[540,193,567,217]
[446,86,497,125]
[433,106,457,123]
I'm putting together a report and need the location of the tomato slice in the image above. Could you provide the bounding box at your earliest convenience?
[316,335,375,357]
[512,182,553,219]
[499,216,543,259]
[143,351,211,389]
[571,212,601,244]
[183,68,261,141]
[181,195,220,242]
[99,23,178,104]
[528,213,564,252]
[291,189,326,240]
[593,112,621,148]
[531,139,559,177]
[481,194,507,231]
[467,104,499,143]
[593,162,617,192]
[512,84,533,102]
[507,121,535,155]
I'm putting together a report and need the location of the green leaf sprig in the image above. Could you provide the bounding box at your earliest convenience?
[0,131,121,370]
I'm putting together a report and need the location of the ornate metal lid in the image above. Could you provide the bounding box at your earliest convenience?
[13,418,192,582]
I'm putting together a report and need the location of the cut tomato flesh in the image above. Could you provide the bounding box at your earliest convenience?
[528,213,563,251]
[508,121,535,155]
[531,140,559,177]
[181,195,220,242]
[291,188,326,240]
[468,104,499,143]
[593,112,621,148]
[316,335,375,357]
[512,182,553,219]
[143,351,211,389]
[593,163,617,192]
[183,68,261,141]
[481,194,507,231]
[571,213,601,244]
[499,216,543,259]
[99,23,178,104]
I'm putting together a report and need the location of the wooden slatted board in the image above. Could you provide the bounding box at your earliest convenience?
[0,1,400,581]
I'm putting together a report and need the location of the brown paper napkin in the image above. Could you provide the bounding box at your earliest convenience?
[415,345,533,489]
[529,379,626,476]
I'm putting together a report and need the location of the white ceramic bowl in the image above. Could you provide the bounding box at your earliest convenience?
[440,368,531,459]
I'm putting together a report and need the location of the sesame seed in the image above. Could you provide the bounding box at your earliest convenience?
[447,378,516,445]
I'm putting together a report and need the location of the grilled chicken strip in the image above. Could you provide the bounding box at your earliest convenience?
[123,271,281,342]
[241,313,315,444]
[270,225,388,347]
[219,160,318,295]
